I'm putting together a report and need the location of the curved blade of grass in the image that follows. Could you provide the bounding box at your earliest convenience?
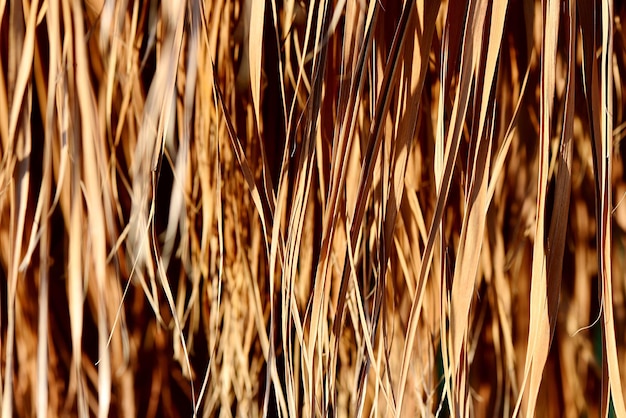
[545,0,575,355]
[513,0,559,415]
[448,1,507,413]
[598,1,626,415]
[396,0,476,413]
[249,0,265,129]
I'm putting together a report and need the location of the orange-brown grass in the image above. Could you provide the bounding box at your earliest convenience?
[1,0,626,416]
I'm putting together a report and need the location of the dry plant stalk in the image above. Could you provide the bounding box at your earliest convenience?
[1,0,626,416]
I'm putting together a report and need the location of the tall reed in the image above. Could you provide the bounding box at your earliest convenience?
[1,1,626,416]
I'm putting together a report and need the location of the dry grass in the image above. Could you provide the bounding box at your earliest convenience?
[2,0,626,416]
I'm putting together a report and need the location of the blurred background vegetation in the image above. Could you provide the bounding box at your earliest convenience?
[1,0,626,416]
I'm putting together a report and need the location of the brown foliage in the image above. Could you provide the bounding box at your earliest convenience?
[1,0,626,416]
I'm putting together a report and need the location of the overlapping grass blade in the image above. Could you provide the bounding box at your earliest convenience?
[1,1,626,416]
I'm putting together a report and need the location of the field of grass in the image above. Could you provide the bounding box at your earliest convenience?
[2,0,626,416]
